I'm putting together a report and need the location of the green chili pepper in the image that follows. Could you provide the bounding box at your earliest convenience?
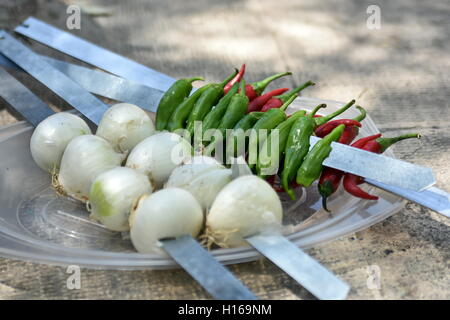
[226,111,265,158]
[296,124,346,187]
[216,80,249,130]
[314,99,355,126]
[202,82,240,134]
[203,80,249,156]
[248,94,298,168]
[234,112,265,130]
[256,109,307,177]
[281,103,326,199]
[155,77,203,131]
[166,84,213,132]
[186,70,238,134]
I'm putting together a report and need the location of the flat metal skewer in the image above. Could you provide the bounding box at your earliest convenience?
[15,17,175,92]
[0,53,164,112]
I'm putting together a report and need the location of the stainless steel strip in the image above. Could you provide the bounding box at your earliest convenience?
[0,53,164,112]
[41,56,164,113]
[0,68,54,126]
[162,236,257,300]
[366,178,450,218]
[0,31,108,124]
[246,234,350,300]
[0,54,18,69]
[309,136,436,192]
[15,17,175,92]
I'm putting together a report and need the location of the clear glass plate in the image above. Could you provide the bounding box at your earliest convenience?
[0,97,405,270]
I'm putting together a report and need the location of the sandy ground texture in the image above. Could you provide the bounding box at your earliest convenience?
[0,0,449,299]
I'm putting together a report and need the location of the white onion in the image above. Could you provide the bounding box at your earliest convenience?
[125,132,192,188]
[129,188,203,254]
[58,135,124,202]
[165,156,223,188]
[165,157,231,212]
[206,175,283,247]
[89,167,153,231]
[30,112,91,172]
[185,155,222,166]
[96,103,155,154]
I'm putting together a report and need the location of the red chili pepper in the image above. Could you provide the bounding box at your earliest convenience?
[247,88,289,113]
[224,64,245,94]
[362,133,421,154]
[315,106,366,142]
[339,124,361,145]
[318,168,345,211]
[266,175,300,193]
[318,130,380,211]
[315,119,362,137]
[351,133,382,148]
[343,133,421,200]
[343,174,379,200]
[245,71,292,101]
[261,81,315,112]
[266,175,284,192]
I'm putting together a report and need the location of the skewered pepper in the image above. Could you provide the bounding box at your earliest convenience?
[224,64,245,94]
[245,72,292,101]
[202,82,239,134]
[186,71,237,134]
[256,109,307,177]
[155,77,203,130]
[281,104,326,199]
[217,80,249,131]
[343,133,421,200]
[317,167,346,211]
[317,133,381,211]
[315,119,361,136]
[167,84,213,132]
[260,81,315,112]
[362,133,421,154]
[226,112,264,158]
[203,80,249,156]
[316,106,367,210]
[317,134,379,211]
[247,94,298,167]
[247,88,289,113]
[351,133,382,148]
[315,106,366,141]
[265,175,284,192]
[296,124,346,187]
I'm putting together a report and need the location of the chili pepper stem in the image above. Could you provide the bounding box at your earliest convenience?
[238,79,247,96]
[252,71,292,93]
[376,133,421,153]
[279,94,298,112]
[186,77,204,83]
[309,103,327,117]
[290,80,315,96]
[315,99,356,126]
[353,106,367,122]
[322,196,330,212]
[319,179,337,212]
[276,81,315,103]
